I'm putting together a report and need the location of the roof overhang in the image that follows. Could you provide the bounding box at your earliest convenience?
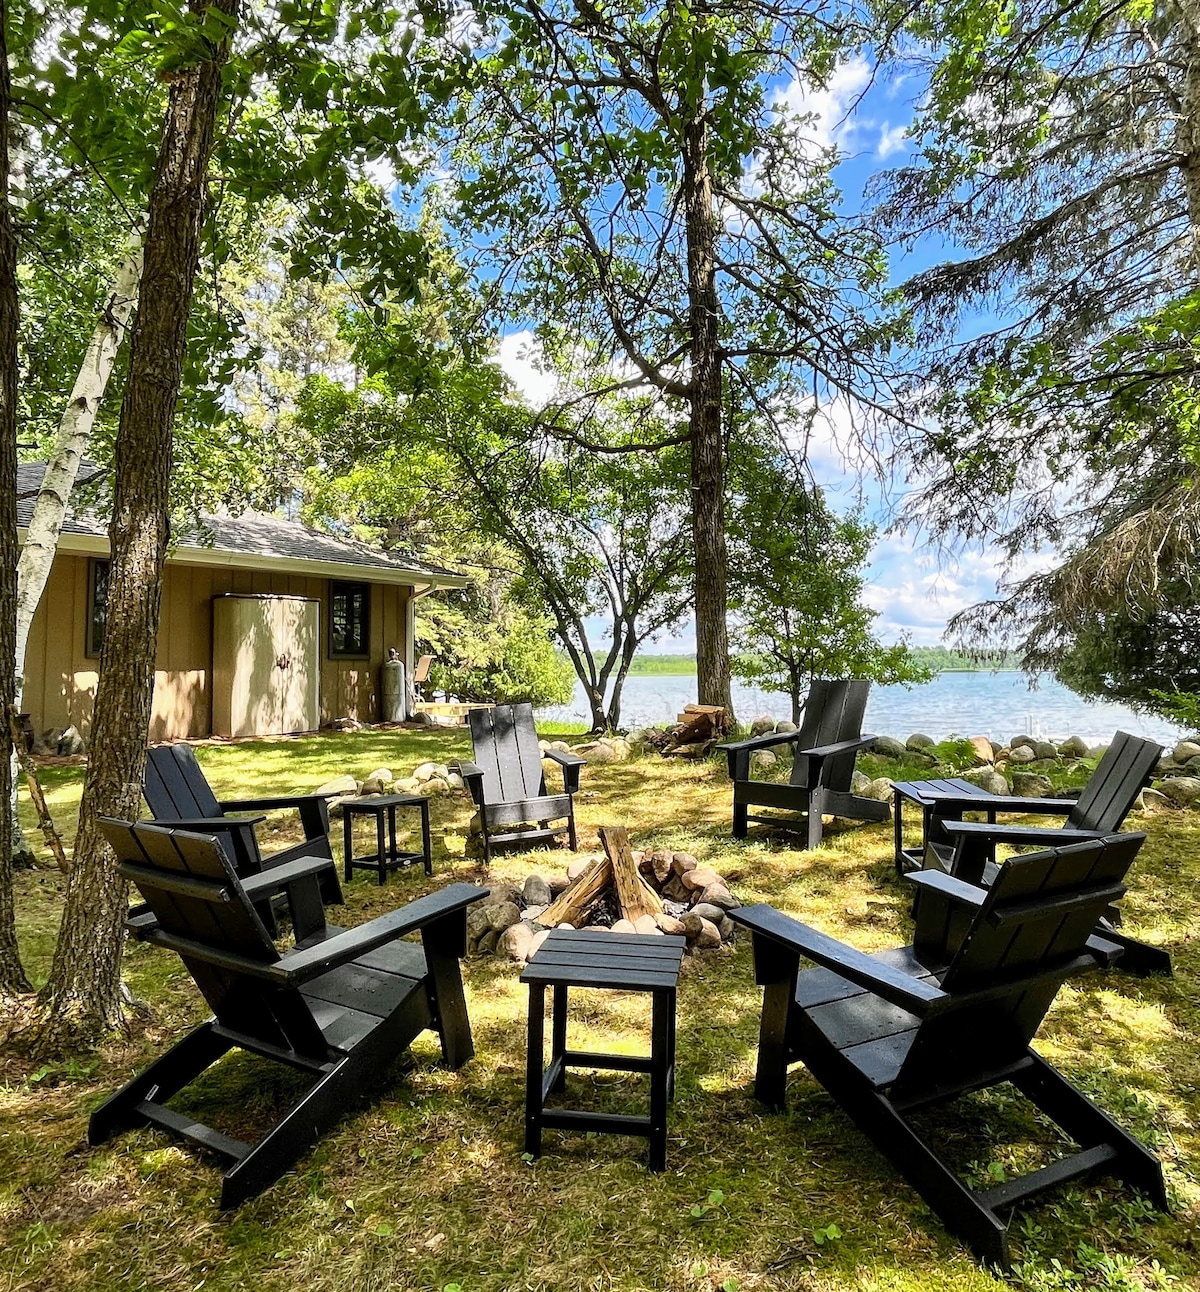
[30,530,470,591]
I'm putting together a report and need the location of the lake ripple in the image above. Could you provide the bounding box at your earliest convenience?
[539,670,1187,745]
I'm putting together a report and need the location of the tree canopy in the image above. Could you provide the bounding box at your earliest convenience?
[874,0,1200,722]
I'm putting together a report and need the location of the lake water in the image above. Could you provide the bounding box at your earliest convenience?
[539,671,1189,745]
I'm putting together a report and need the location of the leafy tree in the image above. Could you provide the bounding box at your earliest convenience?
[418,555,576,708]
[286,374,575,710]
[873,0,1200,717]
[443,0,904,717]
[288,322,692,731]
[452,414,696,732]
[729,451,930,722]
[36,0,242,1052]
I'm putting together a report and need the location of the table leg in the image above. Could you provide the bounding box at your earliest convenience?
[649,988,670,1172]
[386,804,399,870]
[666,986,677,1102]
[343,810,353,882]
[375,811,386,885]
[893,789,904,874]
[551,985,568,1093]
[420,800,433,875]
[525,983,545,1158]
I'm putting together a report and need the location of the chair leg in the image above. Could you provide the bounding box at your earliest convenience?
[805,791,825,852]
[422,912,476,1070]
[732,801,748,840]
[89,1022,233,1145]
[1013,1055,1169,1211]
[567,810,577,852]
[798,1034,1012,1268]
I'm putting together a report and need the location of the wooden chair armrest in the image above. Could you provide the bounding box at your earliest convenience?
[158,814,266,831]
[718,729,801,779]
[729,904,946,1015]
[240,854,336,900]
[457,761,486,806]
[941,819,1103,847]
[542,747,585,793]
[904,869,987,908]
[802,733,877,760]
[221,794,335,812]
[280,882,489,983]
[718,729,804,755]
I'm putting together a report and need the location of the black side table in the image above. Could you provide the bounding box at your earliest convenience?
[520,927,687,1172]
[342,793,433,884]
[892,777,1001,875]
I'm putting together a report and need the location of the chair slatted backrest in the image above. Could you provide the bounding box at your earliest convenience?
[789,679,871,793]
[1069,732,1162,833]
[143,744,223,821]
[99,819,328,1058]
[468,704,547,804]
[893,835,1141,1095]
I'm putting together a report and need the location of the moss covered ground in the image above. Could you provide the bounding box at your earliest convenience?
[1,729,1197,1292]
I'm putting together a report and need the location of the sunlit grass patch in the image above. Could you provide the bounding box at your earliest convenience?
[3,728,1199,1290]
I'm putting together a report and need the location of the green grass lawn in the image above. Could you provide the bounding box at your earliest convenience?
[1,730,1197,1292]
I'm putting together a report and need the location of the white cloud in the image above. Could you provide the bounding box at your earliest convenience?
[767,59,911,165]
[497,330,559,407]
[773,56,873,160]
[877,122,909,159]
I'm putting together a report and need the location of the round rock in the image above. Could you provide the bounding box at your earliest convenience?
[1159,776,1200,807]
[497,921,535,962]
[523,874,552,907]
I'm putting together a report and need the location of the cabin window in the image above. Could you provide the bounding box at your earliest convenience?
[86,559,110,658]
[330,581,370,657]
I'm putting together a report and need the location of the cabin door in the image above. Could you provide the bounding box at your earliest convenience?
[212,594,320,738]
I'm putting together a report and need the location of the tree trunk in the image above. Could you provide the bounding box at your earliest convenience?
[9,237,144,866]
[681,96,733,720]
[1178,0,1200,270]
[0,0,30,996]
[34,0,238,1051]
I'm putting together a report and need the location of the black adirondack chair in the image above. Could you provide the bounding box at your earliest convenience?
[918,732,1167,975]
[731,834,1168,1269]
[459,703,586,864]
[922,731,1163,886]
[718,679,885,849]
[91,818,487,1208]
[143,743,341,936]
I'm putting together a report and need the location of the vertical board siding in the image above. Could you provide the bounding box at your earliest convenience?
[24,557,413,741]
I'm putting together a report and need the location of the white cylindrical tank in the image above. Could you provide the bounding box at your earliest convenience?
[380,648,406,722]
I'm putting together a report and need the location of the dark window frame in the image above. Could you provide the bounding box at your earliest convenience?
[329,580,371,658]
[86,557,110,658]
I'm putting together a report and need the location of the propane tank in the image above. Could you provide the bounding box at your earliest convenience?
[380,648,406,722]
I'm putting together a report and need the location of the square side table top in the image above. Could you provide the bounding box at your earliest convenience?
[521,928,686,991]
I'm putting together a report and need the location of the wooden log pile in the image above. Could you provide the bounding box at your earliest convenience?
[465,825,742,962]
[640,704,729,760]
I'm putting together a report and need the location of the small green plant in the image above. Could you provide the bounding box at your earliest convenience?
[29,1057,97,1085]
[689,1187,726,1219]
[811,1222,842,1246]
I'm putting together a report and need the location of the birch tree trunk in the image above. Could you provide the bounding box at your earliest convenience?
[0,0,30,995]
[34,0,238,1051]
[9,237,143,866]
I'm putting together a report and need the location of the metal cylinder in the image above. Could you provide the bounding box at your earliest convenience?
[381,650,406,722]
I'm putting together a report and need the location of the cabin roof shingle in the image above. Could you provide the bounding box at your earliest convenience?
[16,462,463,587]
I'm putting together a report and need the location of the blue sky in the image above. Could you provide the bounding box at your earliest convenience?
[496,50,1038,651]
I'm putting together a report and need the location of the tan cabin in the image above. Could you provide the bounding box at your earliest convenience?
[18,464,466,742]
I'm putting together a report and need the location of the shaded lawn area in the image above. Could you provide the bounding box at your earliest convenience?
[2,729,1198,1292]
